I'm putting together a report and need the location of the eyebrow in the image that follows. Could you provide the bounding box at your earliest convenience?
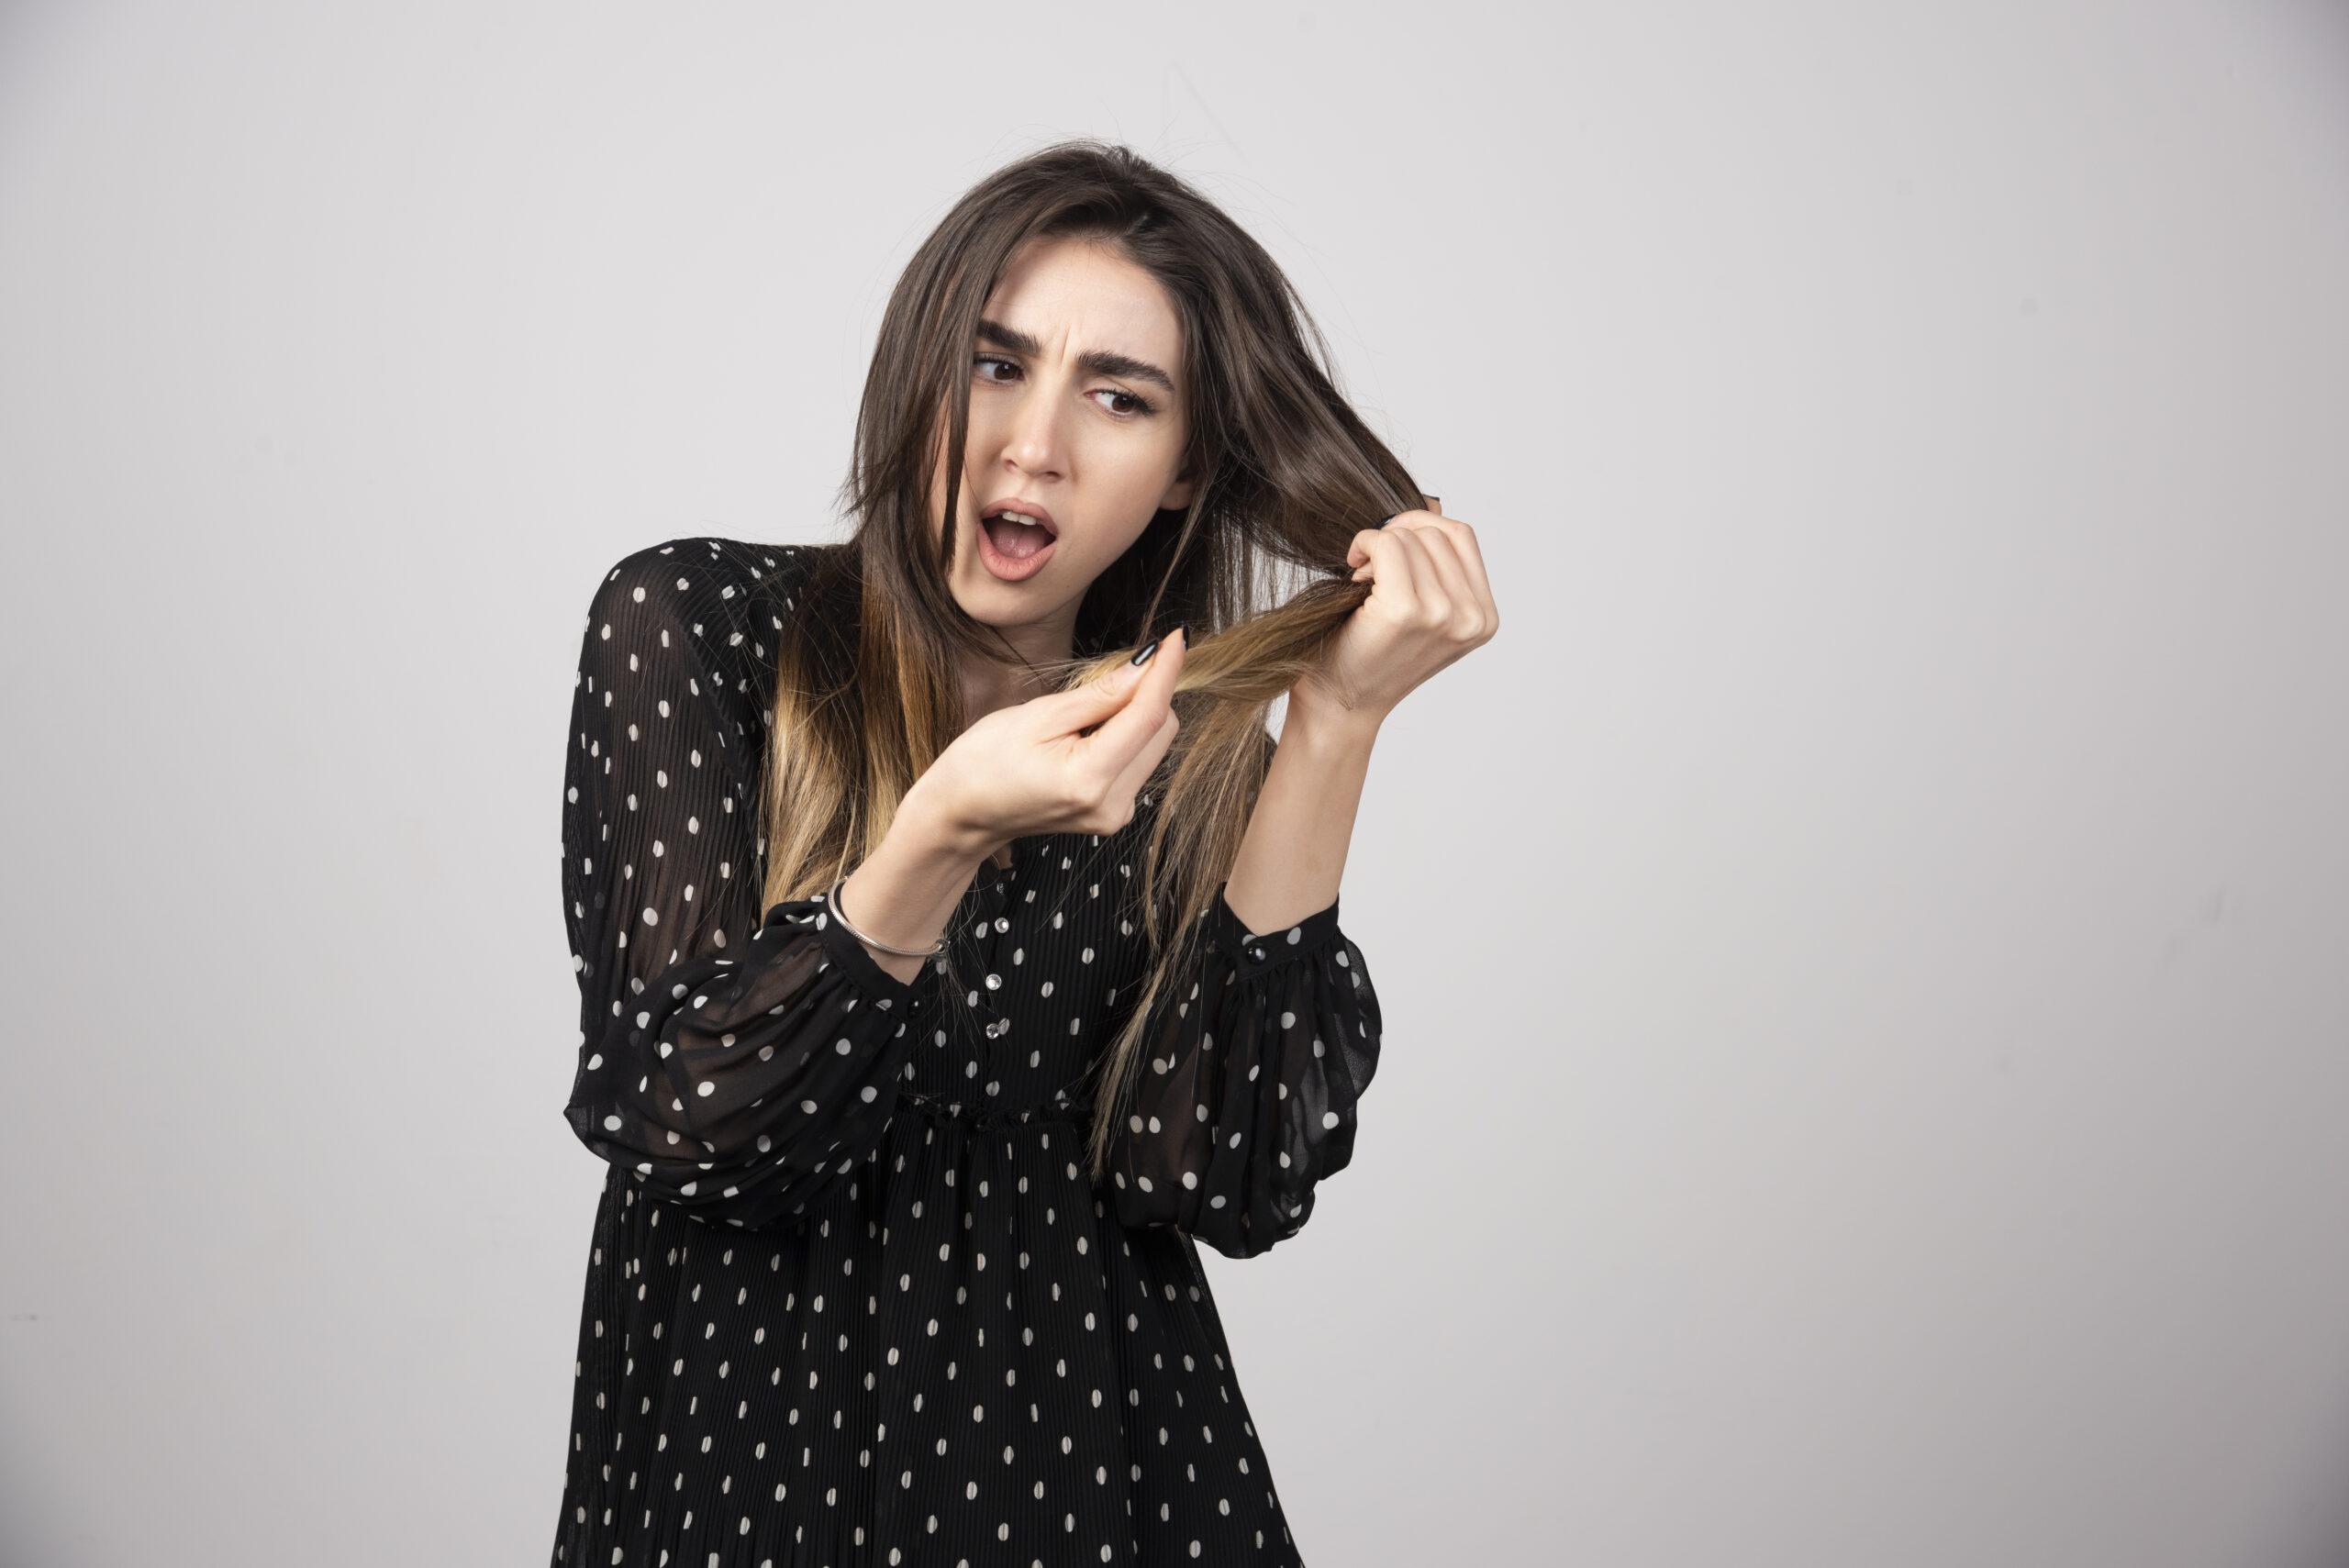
[976,317,1179,395]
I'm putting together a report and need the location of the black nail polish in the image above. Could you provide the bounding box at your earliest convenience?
[1172,622,1191,644]
[1129,637,1162,666]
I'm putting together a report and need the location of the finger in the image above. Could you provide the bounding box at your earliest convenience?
[1105,709,1179,809]
[1084,625,1186,764]
[1421,494,1442,516]
[1350,525,1427,593]
[1034,642,1153,736]
[1373,525,1442,617]
[1408,522,1484,632]
[1430,517,1496,617]
[1391,513,1493,625]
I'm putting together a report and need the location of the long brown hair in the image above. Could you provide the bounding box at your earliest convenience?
[759,142,1421,1170]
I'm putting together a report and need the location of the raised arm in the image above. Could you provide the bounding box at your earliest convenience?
[1109,507,1496,1255]
[1219,506,1498,935]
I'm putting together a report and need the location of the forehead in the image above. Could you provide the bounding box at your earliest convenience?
[983,237,1183,373]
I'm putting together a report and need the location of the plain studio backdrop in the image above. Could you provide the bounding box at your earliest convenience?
[3,3,2346,1563]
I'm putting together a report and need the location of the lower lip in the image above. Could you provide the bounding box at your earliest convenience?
[974,516,1058,583]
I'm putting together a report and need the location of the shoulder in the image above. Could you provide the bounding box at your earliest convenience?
[577,537,839,704]
[585,537,827,631]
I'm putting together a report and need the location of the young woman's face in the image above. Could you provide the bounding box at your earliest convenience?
[941,236,1194,641]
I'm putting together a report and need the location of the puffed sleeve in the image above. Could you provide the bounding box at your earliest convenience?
[558,540,924,1228]
[1107,892,1382,1258]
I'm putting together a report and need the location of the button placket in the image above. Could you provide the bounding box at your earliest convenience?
[962,853,1020,1066]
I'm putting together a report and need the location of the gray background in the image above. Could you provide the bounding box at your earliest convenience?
[4,2,2346,1563]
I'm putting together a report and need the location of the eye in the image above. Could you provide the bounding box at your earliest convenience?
[1090,387,1155,417]
[974,354,1022,384]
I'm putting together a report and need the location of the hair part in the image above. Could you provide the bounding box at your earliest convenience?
[760,141,1420,1172]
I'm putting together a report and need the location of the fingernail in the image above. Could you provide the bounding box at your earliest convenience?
[1129,637,1162,667]
[1171,622,1190,645]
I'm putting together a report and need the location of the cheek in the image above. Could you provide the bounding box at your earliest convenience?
[1084,428,1186,513]
[1068,452,1171,565]
[962,395,1010,462]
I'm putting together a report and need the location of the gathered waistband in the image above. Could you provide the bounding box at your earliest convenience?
[896,1087,1093,1134]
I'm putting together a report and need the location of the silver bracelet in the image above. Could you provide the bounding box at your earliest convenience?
[825,876,948,959]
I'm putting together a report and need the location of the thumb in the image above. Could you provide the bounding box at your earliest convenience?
[1036,645,1152,736]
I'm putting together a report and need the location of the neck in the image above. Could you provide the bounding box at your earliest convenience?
[956,605,1078,726]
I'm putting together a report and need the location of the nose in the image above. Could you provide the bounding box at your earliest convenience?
[998,378,1068,484]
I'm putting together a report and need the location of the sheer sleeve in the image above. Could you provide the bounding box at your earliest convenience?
[1107,892,1382,1259]
[558,540,925,1228]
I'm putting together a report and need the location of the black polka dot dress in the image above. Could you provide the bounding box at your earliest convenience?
[552,539,1383,1568]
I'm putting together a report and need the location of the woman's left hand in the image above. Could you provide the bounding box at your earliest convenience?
[1293,506,1499,724]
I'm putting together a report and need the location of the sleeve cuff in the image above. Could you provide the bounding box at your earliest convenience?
[762,899,923,1010]
[1208,885,1346,978]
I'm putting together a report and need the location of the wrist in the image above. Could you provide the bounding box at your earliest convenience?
[890,775,997,865]
[840,787,993,983]
[1280,684,1387,751]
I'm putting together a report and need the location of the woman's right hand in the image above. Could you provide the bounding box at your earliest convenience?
[905,628,1187,858]
[833,631,1184,978]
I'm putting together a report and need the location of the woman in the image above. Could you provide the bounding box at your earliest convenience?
[554,142,1497,1568]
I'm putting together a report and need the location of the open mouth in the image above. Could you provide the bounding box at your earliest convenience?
[975,501,1059,582]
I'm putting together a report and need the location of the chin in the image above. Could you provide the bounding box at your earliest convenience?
[951,569,1055,630]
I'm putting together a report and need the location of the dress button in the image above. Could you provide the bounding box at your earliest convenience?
[984,973,1002,991]
[994,917,1009,933]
